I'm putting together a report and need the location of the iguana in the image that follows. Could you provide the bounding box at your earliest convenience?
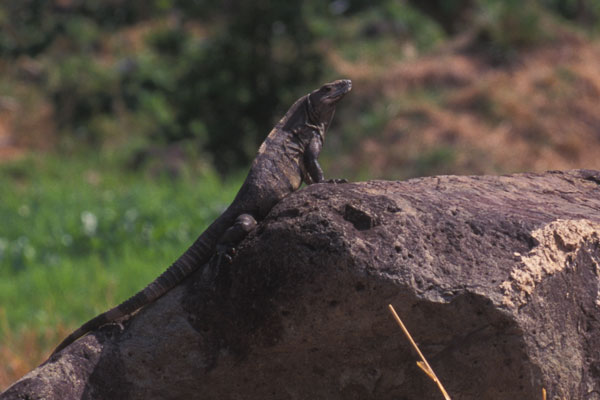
[50,79,352,356]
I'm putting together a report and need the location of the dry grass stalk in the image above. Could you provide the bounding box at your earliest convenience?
[388,304,452,400]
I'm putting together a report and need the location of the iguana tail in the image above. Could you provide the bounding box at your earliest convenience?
[50,208,237,357]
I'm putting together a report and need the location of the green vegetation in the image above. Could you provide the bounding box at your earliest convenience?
[473,0,555,63]
[308,1,446,64]
[0,154,241,339]
[412,146,457,177]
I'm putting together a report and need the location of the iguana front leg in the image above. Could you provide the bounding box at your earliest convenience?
[303,134,325,184]
[304,134,347,185]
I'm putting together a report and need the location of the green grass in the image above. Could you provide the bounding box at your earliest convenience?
[0,153,242,342]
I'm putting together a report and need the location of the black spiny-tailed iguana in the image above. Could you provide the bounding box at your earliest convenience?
[50,79,352,356]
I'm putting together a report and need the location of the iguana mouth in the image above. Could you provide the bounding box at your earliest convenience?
[343,79,352,90]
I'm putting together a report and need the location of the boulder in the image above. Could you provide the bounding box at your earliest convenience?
[2,170,599,399]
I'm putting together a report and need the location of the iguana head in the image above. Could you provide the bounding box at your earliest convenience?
[306,79,352,131]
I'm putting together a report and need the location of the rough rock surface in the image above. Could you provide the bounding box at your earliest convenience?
[2,170,599,400]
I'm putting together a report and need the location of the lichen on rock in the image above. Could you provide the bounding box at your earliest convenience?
[501,219,600,308]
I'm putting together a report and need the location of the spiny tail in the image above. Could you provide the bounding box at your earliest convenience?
[50,210,235,357]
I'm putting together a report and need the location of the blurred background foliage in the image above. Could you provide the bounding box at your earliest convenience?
[2,0,597,174]
[1,0,600,388]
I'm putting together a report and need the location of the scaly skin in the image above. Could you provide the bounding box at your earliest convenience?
[50,79,352,356]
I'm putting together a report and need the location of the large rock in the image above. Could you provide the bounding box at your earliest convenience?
[2,170,599,399]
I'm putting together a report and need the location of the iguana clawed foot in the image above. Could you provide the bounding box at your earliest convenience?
[214,245,236,264]
[215,213,258,264]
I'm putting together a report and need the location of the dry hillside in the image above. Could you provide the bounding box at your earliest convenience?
[330,30,600,179]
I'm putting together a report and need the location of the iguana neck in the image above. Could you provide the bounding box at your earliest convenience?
[280,95,325,139]
[305,95,327,140]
